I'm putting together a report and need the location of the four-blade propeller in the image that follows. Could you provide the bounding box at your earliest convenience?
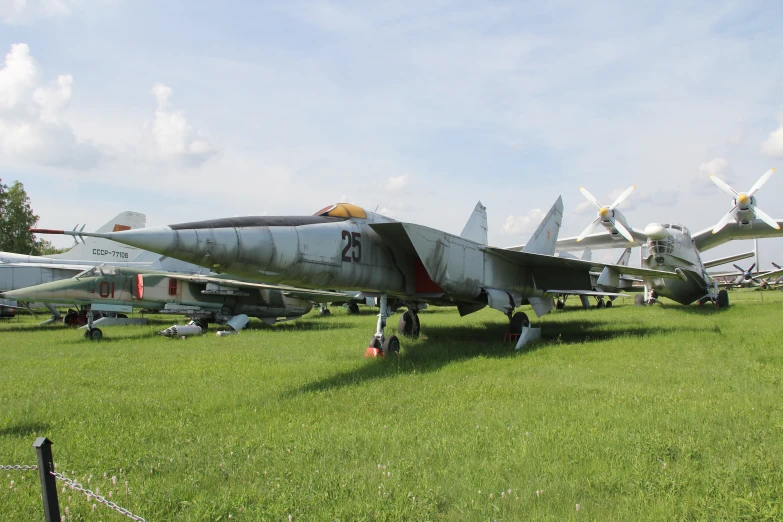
[710,169,779,234]
[576,185,636,242]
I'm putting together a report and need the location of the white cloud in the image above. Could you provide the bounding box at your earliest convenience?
[0,43,105,169]
[501,208,544,236]
[0,0,88,24]
[761,115,783,159]
[384,174,409,192]
[697,157,735,188]
[147,82,217,167]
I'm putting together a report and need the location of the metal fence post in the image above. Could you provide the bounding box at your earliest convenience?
[33,437,60,522]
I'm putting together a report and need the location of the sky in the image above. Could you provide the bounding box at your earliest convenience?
[2,0,783,269]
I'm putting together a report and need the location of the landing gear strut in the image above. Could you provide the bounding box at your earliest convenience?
[365,293,400,357]
[318,303,331,316]
[83,310,102,341]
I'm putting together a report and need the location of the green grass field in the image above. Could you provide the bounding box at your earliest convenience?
[2,290,783,521]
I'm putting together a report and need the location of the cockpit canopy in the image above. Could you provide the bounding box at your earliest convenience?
[76,265,121,278]
[660,223,690,236]
[313,203,368,219]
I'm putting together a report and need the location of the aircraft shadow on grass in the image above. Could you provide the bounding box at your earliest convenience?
[0,422,51,438]
[293,320,720,395]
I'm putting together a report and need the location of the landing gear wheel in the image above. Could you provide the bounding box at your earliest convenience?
[116,313,128,319]
[347,303,360,315]
[64,311,78,326]
[368,336,382,350]
[596,299,605,309]
[605,300,613,309]
[717,289,729,309]
[634,294,646,306]
[555,300,564,310]
[381,335,400,355]
[508,312,530,335]
[319,308,331,316]
[196,319,210,330]
[85,328,103,341]
[398,310,420,338]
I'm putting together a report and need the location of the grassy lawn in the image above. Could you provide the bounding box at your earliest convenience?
[2,290,782,521]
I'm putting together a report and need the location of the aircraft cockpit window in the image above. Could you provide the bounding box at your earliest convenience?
[313,203,367,219]
[76,265,121,278]
[76,266,101,278]
[670,225,682,231]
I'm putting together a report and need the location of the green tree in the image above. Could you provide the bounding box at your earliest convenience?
[0,179,47,255]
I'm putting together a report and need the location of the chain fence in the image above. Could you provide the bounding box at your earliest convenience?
[51,470,147,522]
[2,461,147,521]
[1,464,38,471]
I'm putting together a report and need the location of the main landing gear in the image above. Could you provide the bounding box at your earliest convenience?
[398,309,420,338]
[635,288,659,306]
[698,289,730,309]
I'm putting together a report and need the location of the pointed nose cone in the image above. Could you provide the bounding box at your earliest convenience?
[737,193,750,207]
[3,279,74,303]
[103,226,179,256]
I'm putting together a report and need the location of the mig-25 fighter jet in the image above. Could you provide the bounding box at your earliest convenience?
[34,200,680,354]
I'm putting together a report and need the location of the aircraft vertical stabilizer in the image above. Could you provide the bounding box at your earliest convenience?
[616,248,631,266]
[51,211,147,261]
[521,197,563,256]
[460,201,488,245]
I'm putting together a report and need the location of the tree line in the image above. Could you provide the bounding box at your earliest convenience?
[0,179,65,255]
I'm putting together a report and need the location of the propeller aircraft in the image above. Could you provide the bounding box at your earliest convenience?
[556,177,783,306]
[33,200,680,355]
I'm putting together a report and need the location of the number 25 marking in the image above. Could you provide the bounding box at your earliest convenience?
[341,231,362,262]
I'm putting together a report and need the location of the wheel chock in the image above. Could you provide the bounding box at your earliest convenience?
[514,326,542,350]
[364,347,384,358]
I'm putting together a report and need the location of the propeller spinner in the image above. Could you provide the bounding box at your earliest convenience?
[576,185,636,242]
[710,169,779,234]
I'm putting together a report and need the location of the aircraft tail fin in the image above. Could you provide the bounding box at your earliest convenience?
[616,247,632,266]
[460,201,488,245]
[581,248,593,262]
[51,211,147,261]
[521,197,563,256]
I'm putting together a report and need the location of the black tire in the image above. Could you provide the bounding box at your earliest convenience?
[319,308,331,316]
[411,312,420,337]
[86,328,103,341]
[368,336,382,349]
[508,312,530,334]
[634,294,646,306]
[596,299,605,309]
[555,300,564,310]
[64,312,78,327]
[717,289,729,309]
[605,300,613,309]
[116,313,128,319]
[347,303,360,315]
[382,335,401,355]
